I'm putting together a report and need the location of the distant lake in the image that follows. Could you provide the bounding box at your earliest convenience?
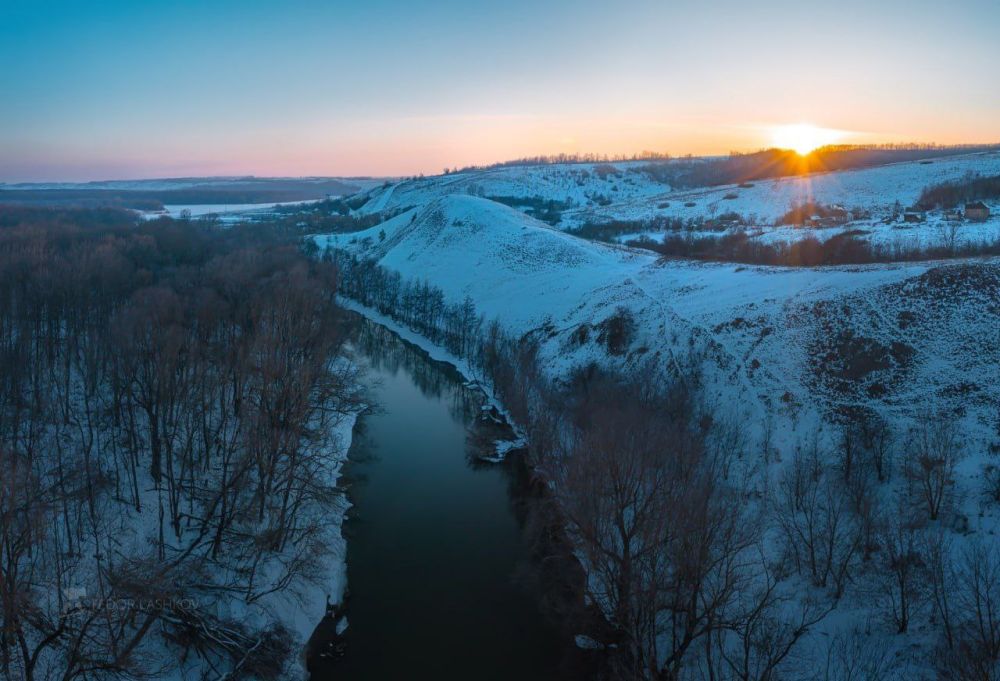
[140,199,319,220]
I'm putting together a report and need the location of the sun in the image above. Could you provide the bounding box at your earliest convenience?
[771,123,843,156]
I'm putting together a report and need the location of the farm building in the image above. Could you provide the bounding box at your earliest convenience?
[965,201,990,222]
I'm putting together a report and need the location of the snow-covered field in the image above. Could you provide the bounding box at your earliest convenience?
[1,176,386,193]
[347,152,1000,253]
[139,199,320,221]
[566,152,1000,227]
[615,216,1000,253]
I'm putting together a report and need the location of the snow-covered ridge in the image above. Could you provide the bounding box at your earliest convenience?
[316,188,1000,460]
[570,151,1000,227]
[318,195,646,329]
[351,152,1000,231]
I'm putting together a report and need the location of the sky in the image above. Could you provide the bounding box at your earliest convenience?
[1,0,999,182]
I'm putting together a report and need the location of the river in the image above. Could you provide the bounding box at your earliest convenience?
[307,316,597,680]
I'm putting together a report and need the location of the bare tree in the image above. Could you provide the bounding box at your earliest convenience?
[706,552,832,681]
[905,411,963,521]
[877,508,924,634]
[819,628,895,681]
[555,374,759,680]
[934,541,1000,680]
[925,528,957,651]
[775,444,862,600]
[857,411,894,483]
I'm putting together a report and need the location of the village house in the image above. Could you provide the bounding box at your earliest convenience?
[826,205,851,224]
[965,201,991,222]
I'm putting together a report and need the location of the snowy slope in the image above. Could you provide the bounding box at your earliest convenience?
[567,151,1000,227]
[316,194,1000,460]
[353,162,674,219]
[318,195,649,329]
[348,153,1000,231]
[299,138,1000,679]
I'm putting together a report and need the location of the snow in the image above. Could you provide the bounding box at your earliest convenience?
[353,161,674,219]
[345,152,1000,254]
[315,157,1000,487]
[319,195,647,331]
[561,151,1000,228]
[2,176,386,193]
[574,634,605,650]
[270,411,357,664]
[317,189,999,457]
[613,213,1000,249]
[313,154,1000,678]
[139,199,320,220]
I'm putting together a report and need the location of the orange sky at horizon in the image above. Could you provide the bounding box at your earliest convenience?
[174,117,998,179]
[7,112,998,182]
[3,0,999,182]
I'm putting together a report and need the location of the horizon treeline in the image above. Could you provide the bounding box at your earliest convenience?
[447,143,1000,186]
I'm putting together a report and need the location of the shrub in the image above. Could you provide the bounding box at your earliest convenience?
[597,307,636,355]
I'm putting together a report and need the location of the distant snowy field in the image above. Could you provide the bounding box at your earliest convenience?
[1,176,387,193]
[567,151,1000,225]
[139,199,320,220]
[350,152,1000,251]
[614,218,1000,252]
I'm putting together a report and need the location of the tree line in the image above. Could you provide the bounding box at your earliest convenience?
[917,173,1000,209]
[626,229,1000,266]
[636,146,1000,190]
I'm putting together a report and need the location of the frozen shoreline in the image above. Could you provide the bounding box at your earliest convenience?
[338,297,528,459]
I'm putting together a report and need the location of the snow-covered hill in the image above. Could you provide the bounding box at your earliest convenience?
[320,195,644,328]
[567,151,1000,227]
[316,193,1000,458]
[353,153,1000,229]
[315,156,1000,677]
[353,161,675,220]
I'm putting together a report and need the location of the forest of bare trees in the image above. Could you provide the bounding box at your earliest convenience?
[0,208,360,679]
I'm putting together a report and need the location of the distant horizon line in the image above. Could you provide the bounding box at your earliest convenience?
[4,141,1000,186]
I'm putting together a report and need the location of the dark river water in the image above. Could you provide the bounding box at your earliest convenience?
[308,317,596,680]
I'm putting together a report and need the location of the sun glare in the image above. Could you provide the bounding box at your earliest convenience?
[771,124,843,156]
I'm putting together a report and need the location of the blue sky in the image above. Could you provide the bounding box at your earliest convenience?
[1,0,998,181]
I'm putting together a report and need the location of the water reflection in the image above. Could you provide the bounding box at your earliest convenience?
[350,318,483,425]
